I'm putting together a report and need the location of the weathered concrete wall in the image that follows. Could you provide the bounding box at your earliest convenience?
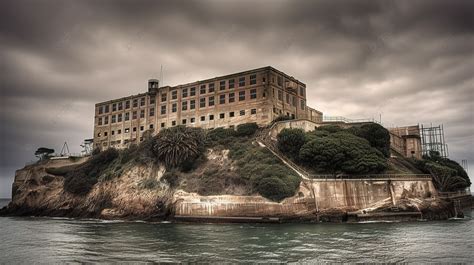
[173,178,438,218]
[269,119,321,139]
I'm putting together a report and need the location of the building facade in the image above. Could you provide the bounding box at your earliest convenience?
[93,66,323,150]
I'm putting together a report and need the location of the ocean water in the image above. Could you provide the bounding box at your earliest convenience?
[0,199,473,263]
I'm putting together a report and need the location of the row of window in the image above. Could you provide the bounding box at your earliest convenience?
[98,108,155,125]
[97,109,258,138]
[98,97,155,114]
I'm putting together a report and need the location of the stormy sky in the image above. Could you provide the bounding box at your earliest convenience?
[0,0,473,198]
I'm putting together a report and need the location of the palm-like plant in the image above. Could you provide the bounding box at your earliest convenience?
[153,126,206,168]
[432,173,468,192]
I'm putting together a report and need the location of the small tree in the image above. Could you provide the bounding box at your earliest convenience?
[277,128,307,160]
[235,122,258,137]
[35,147,55,161]
[349,123,391,158]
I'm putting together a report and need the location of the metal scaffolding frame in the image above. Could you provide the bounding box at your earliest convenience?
[420,124,449,158]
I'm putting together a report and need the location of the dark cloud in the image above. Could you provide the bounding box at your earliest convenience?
[1,0,473,197]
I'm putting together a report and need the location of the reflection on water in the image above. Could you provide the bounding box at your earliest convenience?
[0,212,473,263]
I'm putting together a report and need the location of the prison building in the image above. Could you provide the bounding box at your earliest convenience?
[389,125,423,159]
[93,66,323,150]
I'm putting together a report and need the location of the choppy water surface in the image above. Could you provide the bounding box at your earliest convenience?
[0,201,472,263]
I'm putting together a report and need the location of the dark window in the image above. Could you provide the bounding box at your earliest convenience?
[219,94,225,104]
[277,76,282,86]
[140,97,145,106]
[172,91,177,100]
[208,83,215,93]
[200,116,205,121]
[118,129,122,134]
[240,110,245,116]
[172,103,177,112]
[299,86,305,96]
[149,97,155,105]
[117,113,122,122]
[182,119,187,125]
[172,121,176,126]
[278,90,283,101]
[161,105,166,115]
[98,117,102,125]
[118,102,123,110]
[190,99,196,110]
[250,89,257,99]
[133,127,137,132]
[182,88,188,98]
[104,132,108,136]
[161,93,167,102]
[104,116,109,124]
[149,108,155,116]
[250,74,256,85]
[251,109,257,115]
[219,80,226,90]
[140,109,145,118]
[149,124,154,129]
[125,112,130,121]
[219,113,225,119]
[209,96,215,106]
[182,101,188,111]
[229,79,235,89]
[111,130,115,135]
[292,96,297,107]
[229,93,235,103]
[200,85,206,94]
[112,103,117,112]
[161,122,165,128]
[133,99,138,108]
[190,87,196,96]
[125,100,130,109]
[239,91,245,101]
[98,106,103,114]
[229,111,235,117]
[112,115,116,123]
[191,117,195,123]
[286,93,290,104]
[200,97,206,108]
[209,114,214,120]
[104,105,109,113]
[239,77,245,87]
[140,126,144,131]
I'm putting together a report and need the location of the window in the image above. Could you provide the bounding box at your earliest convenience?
[292,96,297,107]
[140,109,145,118]
[111,130,115,135]
[219,94,225,104]
[112,103,117,112]
[277,76,282,86]
[140,98,145,106]
[161,122,165,128]
[172,91,177,100]
[191,117,195,123]
[208,83,215,93]
[209,96,215,106]
[299,86,305,96]
[149,124,154,129]
[172,121,176,126]
[117,113,122,122]
[240,110,245,116]
[209,114,214,120]
[149,108,155,116]
[250,89,257,99]
[125,128,130,133]
[239,91,245,101]
[150,97,155,105]
[219,113,225,119]
[182,88,188,98]
[200,116,205,121]
[219,80,226,90]
[200,85,206,94]
[118,102,123,111]
[98,106,103,114]
[133,99,138,108]
[250,74,256,85]
[190,87,196,96]
[98,117,102,125]
[111,115,116,123]
[239,76,245,87]
[278,90,283,101]
[104,116,109,124]
[286,93,290,104]
[251,108,256,115]
[229,111,235,117]
[172,103,177,113]
[104,132,108,136]
[182,101,188,111]
[118,129,122,134]
[200,97,206,108]
[125,100,130,109]
[161,93,167,102]
[182,119,187,125]
[161,105,166,115]
[190,99,196,110]
[140,126,144,131]
[229,79,235,89]
[229,92,235,103]
[104,105,109,113]
[125,112,130,121]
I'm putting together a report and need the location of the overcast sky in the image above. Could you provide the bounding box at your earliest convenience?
[1,0,473,198]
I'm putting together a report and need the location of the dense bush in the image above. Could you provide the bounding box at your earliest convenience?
[277,128,307,160]
[349,123,391,157]
[153,126,206,169]
[235,122,259,137]
[272,115,293,124]
[299,131,387,175]
[206,127,238,146]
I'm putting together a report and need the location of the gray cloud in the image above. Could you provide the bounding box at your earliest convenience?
[1,0,473,197]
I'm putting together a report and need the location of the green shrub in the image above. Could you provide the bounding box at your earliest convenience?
[256,177,294,202]
[316,125,343,134]
[139,177,160,190]
[277,128,307,160]
[349,123,391,157]
[235,122,258,137]
[162,171,180,188]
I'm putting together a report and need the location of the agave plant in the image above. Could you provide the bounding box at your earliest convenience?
[153,126,206,168]
[431,173,468,192]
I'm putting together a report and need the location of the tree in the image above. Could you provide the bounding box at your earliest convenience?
[35,147,54,161]
[299,132,387,175]
[235,122,259,137]
[349,123,391,157]
[277,128,307,160]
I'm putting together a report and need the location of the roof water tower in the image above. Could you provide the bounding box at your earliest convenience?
[148,79,159,93]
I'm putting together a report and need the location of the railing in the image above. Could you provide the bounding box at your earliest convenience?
[323,116,380,124]
[307,174,432,180]
[438,190,471,198]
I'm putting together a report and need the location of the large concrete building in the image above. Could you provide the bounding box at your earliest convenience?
[93,66,323,150]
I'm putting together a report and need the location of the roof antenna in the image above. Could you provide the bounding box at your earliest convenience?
[160,65,163,87]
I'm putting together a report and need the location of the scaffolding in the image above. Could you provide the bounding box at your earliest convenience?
[420,124,449,158]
